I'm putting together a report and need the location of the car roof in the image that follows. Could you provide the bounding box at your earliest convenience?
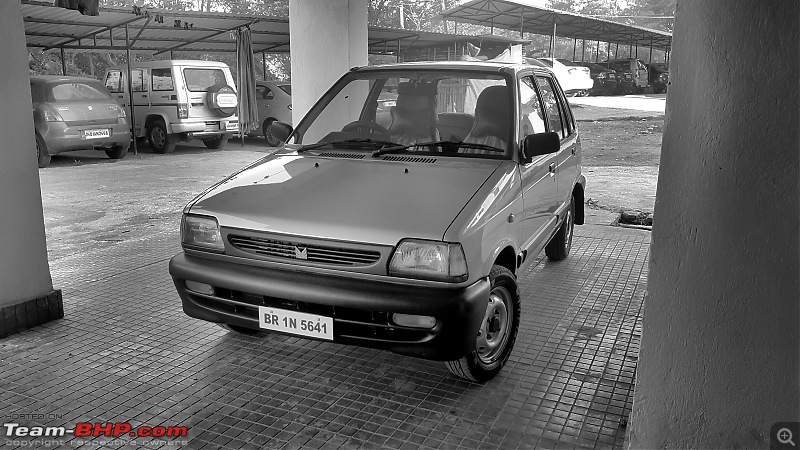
[109,59,230,69]
[350,60,551,75]
[29,75,101,84]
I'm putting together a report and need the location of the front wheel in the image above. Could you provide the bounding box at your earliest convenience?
[445,265,520,382]
[263,119,280,147]
[203,135,228,149]
[545,195,575,260]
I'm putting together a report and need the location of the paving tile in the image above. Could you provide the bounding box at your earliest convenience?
[0,224,648,449]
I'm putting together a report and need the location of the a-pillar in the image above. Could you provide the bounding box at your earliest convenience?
[0,0,62,338]
[627,1,799,448]
[289,0,368,125]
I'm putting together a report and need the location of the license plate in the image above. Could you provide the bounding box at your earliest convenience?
[83,129,110,139]
[226,122,238,131]
[258,306,333,340]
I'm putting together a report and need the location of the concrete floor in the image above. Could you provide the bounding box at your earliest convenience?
[1,141,651,449]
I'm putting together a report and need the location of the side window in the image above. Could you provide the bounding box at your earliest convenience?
[536,76,564,138]
[264,87,274,100]
[131,69,146,92]
[518,76,547,141]
[151,68,174,91]
[255,85,266,99]
[553,82,575,136]
[105,71,122,93]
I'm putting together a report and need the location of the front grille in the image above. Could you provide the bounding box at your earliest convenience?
[189,288,430,342]
[228,235,381,266]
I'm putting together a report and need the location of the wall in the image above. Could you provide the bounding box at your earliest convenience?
[628,0,800,447]
[288,0,368,125]
[0,0,54,309]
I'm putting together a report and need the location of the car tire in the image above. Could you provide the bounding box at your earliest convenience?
[445,265,520,383]
[217,323,260,335]
[263,119,280,147]
[147,120,176,154]
[203,135,228,149]
[545,195,575,261]
[105,145,128,160]
[35,134,51,168]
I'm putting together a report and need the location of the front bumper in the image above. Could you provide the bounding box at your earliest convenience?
[169,252,490,361]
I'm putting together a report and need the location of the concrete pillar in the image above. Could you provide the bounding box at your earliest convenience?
[289,0,368,125]
[628,1,799,448]
[0,0,62,337]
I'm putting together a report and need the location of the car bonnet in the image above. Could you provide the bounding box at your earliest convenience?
[189,152,504,246]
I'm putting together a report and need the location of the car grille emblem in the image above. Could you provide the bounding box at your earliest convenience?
[88,105,93,110]
[294,246,308,260]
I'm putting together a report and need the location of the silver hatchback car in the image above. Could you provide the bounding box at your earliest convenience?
[170,61,585,382]
[30,75,131,168]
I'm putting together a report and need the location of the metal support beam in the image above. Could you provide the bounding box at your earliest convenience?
[550,22,556,57]
[43,15,146,51]
[262,51,266,80]
[649,37,654,63]
[581,39,586,63]
[125,24,138,155]
[60,47,66,75]
[572,38,577,61]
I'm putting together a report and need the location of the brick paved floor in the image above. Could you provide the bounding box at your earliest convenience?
[0,223,649,450]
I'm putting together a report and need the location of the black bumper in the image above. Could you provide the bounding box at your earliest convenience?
[169,252,490,361]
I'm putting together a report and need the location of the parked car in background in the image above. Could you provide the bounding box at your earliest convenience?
[253,80,292,147]
[576,62,619,96]
[606,58,650,93]
[104,60,239,154]
[536,57,593,96]
[648,62,669,94]
[169,61,585,382]
[31,75,131,168]
[597,61,637,94]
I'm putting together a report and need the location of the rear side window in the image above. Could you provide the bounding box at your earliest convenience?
[183,68,226,92]
[536,76,564,138]
[46,82,112,103]
[131,69,146,92]
[105,71,123,93]
[278,84,291,95]
[152,68,174,91]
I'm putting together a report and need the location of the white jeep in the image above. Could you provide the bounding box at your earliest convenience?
[104,60,239,153]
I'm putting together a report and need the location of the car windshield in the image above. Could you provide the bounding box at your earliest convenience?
[46,81,111,103]
[291,69,512,159]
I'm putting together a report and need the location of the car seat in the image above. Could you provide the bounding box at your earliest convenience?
[388,82,438,145]
[462,85,511,154]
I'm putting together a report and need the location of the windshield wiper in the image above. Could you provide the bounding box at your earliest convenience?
[372,140,505,157]
[297,138,399,153]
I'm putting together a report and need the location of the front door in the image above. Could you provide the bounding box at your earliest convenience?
[518,75,559,253]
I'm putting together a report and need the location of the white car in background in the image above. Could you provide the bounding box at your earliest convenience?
[535,58,593,96]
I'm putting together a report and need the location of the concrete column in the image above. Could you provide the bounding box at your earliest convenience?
[289,0,368,125]
[628,1,799,448]
[0,0,62,337]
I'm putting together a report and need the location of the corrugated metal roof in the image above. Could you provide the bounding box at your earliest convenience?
[22,0,528,55]
[441,0,672,51]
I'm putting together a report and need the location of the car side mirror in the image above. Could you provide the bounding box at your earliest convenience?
[521,131,560,163]
[270,121,293,144]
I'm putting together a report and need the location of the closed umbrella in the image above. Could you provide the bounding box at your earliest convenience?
[236,27,259,144]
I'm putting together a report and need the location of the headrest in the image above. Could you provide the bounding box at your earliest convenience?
[396,81,437,96]
[470,85,511,139]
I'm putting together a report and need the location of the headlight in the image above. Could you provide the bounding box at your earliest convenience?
[389,239,468,282]
[182,214,225,253]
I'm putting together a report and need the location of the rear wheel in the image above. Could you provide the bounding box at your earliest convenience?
[545,195,575,260]
[35,134,51,168]
[263,119,280,147]
[147,120,175,153]
[446,265,520,382]
[105,145,128,160]
[203,135,228,149]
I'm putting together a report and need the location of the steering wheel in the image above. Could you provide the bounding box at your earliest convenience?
[341,121,389,135]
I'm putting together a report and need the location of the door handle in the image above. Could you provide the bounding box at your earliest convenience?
[571,147,576,155]
[549,163,555,177]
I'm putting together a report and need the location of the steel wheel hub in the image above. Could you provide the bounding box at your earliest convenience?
[476,287,511,364]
